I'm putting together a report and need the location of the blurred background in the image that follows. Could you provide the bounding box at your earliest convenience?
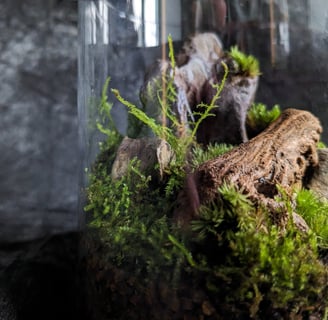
[0,0,78,243]
[0,1,80,319]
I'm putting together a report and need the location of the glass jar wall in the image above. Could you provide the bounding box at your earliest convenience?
[79,0,328,172]
[78,1,328,319]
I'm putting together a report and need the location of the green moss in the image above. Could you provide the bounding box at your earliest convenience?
[191,143,234,168]
[318,141,327,149]
[86,165,328,317]
[296,189,328,249]
[247,103,281,134]
[85,158,188,284]
[228,46,261,77]
[84,43,327,319]
[192,184,327,317]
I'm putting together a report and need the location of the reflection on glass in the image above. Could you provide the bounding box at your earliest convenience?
[132,0,182,47]
[85,0,109,44]
[133,0,159,47]
[79,0,328,164]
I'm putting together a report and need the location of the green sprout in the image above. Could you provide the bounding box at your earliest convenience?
[229,46,261,77]
[247,103,281,126]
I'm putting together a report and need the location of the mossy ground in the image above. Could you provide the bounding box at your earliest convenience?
[84,138,328,319]
[83,47,328,319]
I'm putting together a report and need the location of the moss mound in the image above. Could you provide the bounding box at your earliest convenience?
[82,47,328,319]
[83,141,328,320]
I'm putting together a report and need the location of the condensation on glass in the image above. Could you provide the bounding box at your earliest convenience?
[78,0,328,185]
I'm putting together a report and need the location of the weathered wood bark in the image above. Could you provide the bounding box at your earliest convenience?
[111,137,174,180]
[308,148,328,201]
[196,62,259,145]
[175,108,322,230]
[139,32,258,145]
[139,33,223,138]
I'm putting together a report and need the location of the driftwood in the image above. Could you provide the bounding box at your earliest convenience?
[308,148,328,201]
[175,108,322,230]
[139,32,258,145]
[196,58,259,145]
[139,33,224,137]
[111,137,174,180]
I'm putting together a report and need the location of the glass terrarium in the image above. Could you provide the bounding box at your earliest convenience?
[78,1,328,319]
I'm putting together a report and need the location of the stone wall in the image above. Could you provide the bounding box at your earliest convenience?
[0,0,79,242]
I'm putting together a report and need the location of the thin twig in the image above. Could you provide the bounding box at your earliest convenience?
[269,0,276,66]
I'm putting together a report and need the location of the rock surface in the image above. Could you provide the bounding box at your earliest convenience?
[0,0,79,243]
[0,233,85,320]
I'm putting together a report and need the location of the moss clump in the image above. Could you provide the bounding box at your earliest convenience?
[191,143,234,168]
[85,159,183,280]
[228,46,261,77]
[85,157,328,318]
[191,184,327,318]
[296,189,328,249]
[317,141,327,149]
[246,103,281,137]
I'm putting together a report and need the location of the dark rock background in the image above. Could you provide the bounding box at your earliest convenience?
[0,1,83,319]
[0,0,79,243]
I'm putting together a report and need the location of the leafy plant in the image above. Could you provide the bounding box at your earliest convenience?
[112,35,229,199]
[113,37,228,166]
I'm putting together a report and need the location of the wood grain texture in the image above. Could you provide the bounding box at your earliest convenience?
[308,148,328,201]
[176,108,322,230]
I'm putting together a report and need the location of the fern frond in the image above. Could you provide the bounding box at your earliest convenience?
[191,61,229,139]
[112,88,171,140]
